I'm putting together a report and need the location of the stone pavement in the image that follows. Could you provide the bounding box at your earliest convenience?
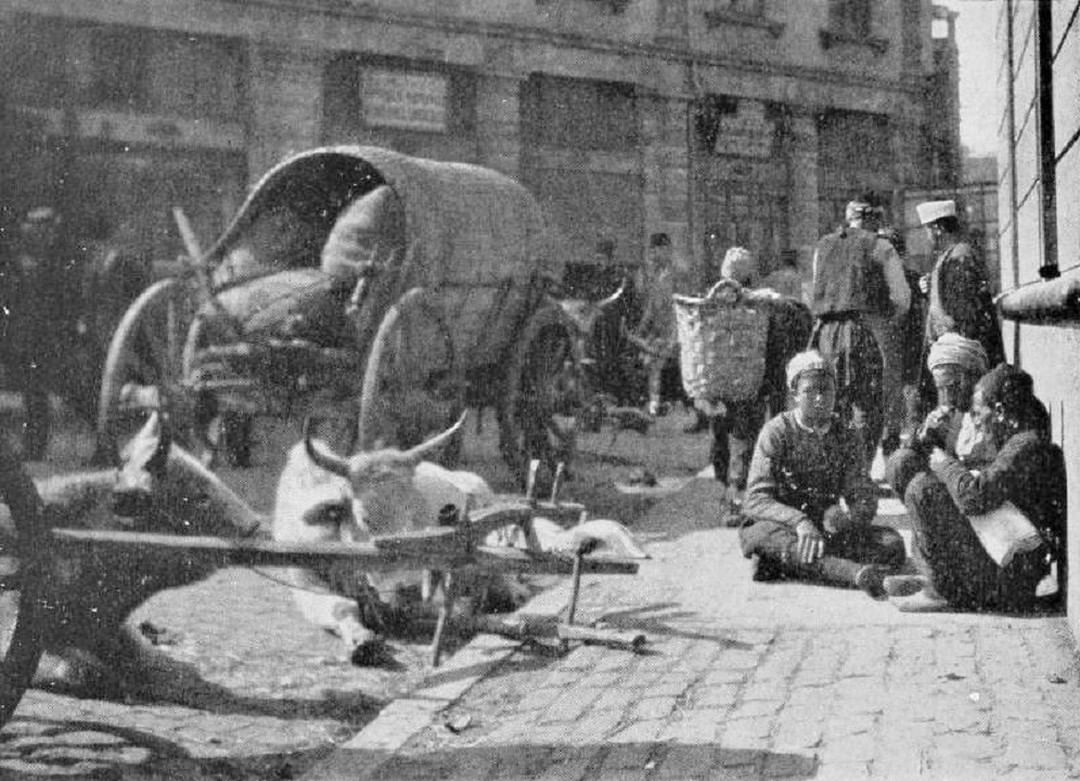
[308,478,1080,781]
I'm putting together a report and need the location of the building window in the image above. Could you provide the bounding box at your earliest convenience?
[147,31,247,121]
[829,0,871,39]
[525,76,637,151]
[6,14,69,106]
[88,26,150,110]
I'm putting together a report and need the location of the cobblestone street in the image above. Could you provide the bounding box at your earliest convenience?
[311,481,1080,781]
[2,406,1079,779]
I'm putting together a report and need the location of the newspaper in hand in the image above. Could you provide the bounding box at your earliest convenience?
[966,500,1043,567]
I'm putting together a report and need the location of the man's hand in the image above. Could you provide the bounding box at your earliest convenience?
[918,273,931,295]
[795,519,825,564]
[822,505,853,536]
[928,446,950,470]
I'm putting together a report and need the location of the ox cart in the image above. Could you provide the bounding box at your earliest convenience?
[96,146,584,483]
[0,444,644,728]
[0,149,645,728]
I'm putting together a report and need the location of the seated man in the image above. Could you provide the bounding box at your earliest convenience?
[738,350,907,596]
[702,247,811,524]
[884,363,1066,612]
[886,332,992,500]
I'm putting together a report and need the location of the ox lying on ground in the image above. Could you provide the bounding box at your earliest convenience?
[274,412,533,665]
[0,412,261,702]
[275,410,650,665]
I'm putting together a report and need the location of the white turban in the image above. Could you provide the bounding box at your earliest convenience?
[786,350,836,391]
[721,246,758,287]
[926,333,989,376]
[916,199,957,226]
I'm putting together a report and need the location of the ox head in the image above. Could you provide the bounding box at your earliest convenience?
[303,411,467,535]
[554,278,627,345]
[112,412,262,537]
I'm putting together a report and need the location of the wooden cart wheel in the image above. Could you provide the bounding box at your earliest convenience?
[0,444,47,727]
[96,278,205,462]
[356,288,463,456]
[498,305,584,488]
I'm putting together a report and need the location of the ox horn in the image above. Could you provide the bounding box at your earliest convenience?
[596,277,627,310]
[402,411,468,463]
[303,417,350,477]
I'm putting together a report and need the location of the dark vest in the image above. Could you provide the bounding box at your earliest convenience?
[811,227,887,317]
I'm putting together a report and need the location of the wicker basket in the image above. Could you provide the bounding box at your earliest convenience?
[674,284,769,402]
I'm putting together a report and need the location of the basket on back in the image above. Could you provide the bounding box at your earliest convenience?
[674,279,769,403]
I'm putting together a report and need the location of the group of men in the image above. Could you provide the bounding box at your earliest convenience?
[625,191,1060,613]
[728,195,1059,612]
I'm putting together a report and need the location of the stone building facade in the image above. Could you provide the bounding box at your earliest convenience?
[992,0,1080,633]
[1,0,957,284]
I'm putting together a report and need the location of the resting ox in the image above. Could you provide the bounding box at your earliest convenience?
[2,412,261,701]
[274,412,515,664]
[275,410,651,665]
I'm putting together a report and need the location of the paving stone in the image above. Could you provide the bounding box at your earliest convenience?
[813,759,870,780]
[740,679,790,703]
[1001,736,1070,771]
[729,698,783,720]
[599,741,656,771]
[653,743,718,779]
[538,691,593,724]
[563,708,624,745]
[720,716,774,746]
[608,718,666,744]
[694,683,739,708]
[657,708,724,743]
[533,751,595,781]
[761,749,819,778]
[591,686,639,713]
[702,668,751,686]
[629,695,679,722]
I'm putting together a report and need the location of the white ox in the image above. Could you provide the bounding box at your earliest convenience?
[274,410,649,665]
[273,412,500,664]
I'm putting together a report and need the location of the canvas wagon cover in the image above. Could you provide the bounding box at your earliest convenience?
[203,146,560,364]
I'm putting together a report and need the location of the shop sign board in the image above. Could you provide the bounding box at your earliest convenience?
[362,69,447,132]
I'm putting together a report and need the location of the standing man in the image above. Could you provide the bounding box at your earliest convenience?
[0,207,69,460]
[916,199,1005,409]
[635,232,685,416]
[809,196,910,464]
[704,246,812,523]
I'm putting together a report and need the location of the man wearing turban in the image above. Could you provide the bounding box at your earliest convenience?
[883,363,1064,612]
[886,332,992,500]
[915,199,1005,409]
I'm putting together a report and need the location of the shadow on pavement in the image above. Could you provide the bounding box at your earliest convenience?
[0,714,340,779]
[321,742,819,780]
[588,602,761,647]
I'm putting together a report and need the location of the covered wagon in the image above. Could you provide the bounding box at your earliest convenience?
[96,146,584,481]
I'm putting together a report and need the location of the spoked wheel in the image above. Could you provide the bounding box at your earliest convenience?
[499,306,584,489]
[356,287,464,457]
[96,278,204,462]
[0,445,47,727]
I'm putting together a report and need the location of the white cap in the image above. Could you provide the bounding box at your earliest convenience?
[916,199,956,226]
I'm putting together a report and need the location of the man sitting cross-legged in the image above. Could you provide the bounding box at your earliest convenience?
[883,362,1065,613]
[737,350,907,597]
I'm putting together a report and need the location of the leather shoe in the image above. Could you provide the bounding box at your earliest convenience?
[883,574,930,598]
[855,565,889,600]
